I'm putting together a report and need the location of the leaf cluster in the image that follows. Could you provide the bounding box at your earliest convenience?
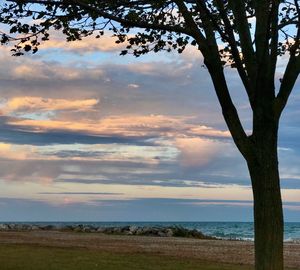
[0,0,298,61]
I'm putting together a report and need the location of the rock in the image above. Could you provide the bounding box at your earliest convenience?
[0,223,213,240]
[73,226,83,232]
[31,225,40,231]
[165,228,174,237]
[113,227,122,234]
[135,227,143,235]
[96,227,105,233]
[157,231,167,237]
[140,227,151,235]
[0,224,8,231]
[82,226,93,232]
[121,226,130,232]
[103,227,113,234]
[7,224,16,230]
[128,226,138,234]
[40,225,55,230]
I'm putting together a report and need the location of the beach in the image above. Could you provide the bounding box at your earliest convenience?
[0,230,299,269]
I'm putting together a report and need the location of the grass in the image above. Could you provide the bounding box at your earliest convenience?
[0,244,253,270]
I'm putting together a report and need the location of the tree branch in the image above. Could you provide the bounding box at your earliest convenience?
[173,0,208,52]
[9,0,193,36]
[199,0,254,106]
[190,0,251,156]
[254,0,270,64]
[228,0,256,83]
[205,57,252,158]
[253,0,279,102]
[274,54,300,118]
[269,2,280,82]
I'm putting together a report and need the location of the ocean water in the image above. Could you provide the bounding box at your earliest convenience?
[9,221,300,242]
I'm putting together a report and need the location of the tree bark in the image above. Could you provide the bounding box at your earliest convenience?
[247,119,284,270]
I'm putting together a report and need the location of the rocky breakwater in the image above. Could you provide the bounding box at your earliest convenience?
[0,223,215,239]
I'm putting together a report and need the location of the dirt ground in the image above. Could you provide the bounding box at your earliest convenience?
[0,231,299,269]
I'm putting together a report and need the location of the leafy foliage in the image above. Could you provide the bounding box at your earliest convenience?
[0,2,299,269]
[0,1,298,60]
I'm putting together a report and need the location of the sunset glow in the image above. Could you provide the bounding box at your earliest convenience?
[0,33,299,222]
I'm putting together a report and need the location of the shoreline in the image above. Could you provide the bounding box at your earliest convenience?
[1,223,300,243]
[0,230,299,269]
[0,223,217,239]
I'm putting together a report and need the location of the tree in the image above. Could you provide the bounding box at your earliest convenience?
[0,1,299,269]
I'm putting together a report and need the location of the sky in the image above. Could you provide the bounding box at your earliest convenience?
[0,31,299,222]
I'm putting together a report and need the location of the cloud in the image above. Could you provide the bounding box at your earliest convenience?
[38,192,123,195]
[0,197,300,222]
[176,137,228,167]
[0,149,296,190]
[0,142,36,160]
[6,114,186,137]
[189,126,231,138]
[128,83,140,89]
[1,130,150,147]
[5,113,231,141]
[0,160,58,184]
[0,197,252,221]
[39,33,127,54]
[1,32,300,224]
[11,61,105,81]
[127,61,194,79]
[0,41,225,128]
[2,97,99,114]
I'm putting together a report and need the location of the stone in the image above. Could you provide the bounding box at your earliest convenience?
[128,226,138,233]
[0,224,8,230]
[0,223,212,239]
[165,228,174,237]
[73,226,83,232]
[31,225,40,231]
[96,227,105,233]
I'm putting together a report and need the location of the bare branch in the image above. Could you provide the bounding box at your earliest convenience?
[187,0,250,155]
[228,0,256,82]
[275,54,300,118]
[197,0,254,106]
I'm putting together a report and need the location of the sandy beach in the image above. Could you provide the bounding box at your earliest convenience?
[0,231,299,269]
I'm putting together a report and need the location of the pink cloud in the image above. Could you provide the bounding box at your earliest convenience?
[176,137,227,167]
[7,114,230,141]
[38,34,126,54]
[2,97,99,114]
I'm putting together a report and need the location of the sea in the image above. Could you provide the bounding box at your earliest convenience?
[7,221,300,242]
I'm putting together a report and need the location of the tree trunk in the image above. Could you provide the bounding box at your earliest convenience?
[247,124,284,270]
